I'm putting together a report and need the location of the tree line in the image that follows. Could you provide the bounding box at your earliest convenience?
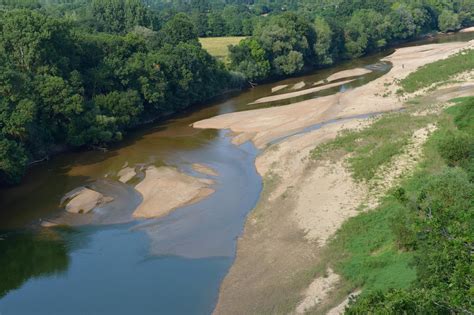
[0,7,242,185]
[228,0,473,81]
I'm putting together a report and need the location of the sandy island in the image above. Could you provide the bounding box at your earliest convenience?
[133,166,215,219]
[193,41,474,314]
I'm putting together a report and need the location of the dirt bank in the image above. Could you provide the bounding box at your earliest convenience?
[133,166,215,219]
[194,41,473,149]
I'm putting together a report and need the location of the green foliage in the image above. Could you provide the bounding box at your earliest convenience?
[229,38,270,81]
[401,49,474,93]
[347,97,474,314]
[0,8,238,185]
[91,0,149,33]
[438,9,460,32]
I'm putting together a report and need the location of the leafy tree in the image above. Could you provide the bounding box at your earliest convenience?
[438,9,460,32]
[158,13,199,46]
[313,16,334,65]
[229,38,271,82]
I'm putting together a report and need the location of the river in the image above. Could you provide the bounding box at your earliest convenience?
[0,32,472,314]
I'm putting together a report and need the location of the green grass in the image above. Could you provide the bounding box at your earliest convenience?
[311,112,434,181]
[400,49,474,93]
[199,36,246,62]
[324,197,417,293]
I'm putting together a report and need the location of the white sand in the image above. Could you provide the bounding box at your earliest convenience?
[133,166,215,219]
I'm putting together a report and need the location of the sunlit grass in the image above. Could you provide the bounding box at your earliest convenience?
[199,36,246,62]
[400,49,474,93]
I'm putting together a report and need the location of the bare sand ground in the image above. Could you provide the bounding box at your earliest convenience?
[194,41,473,149]
[191,163,219,177]
[133,166,215,219]
[248,79,354,105]
[210,41,474,314]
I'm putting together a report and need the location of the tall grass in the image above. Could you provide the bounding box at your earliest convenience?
[400,49,474,93]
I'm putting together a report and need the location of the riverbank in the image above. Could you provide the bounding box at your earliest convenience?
[192,40,474,314]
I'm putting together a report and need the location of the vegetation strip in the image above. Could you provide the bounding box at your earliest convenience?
[309,96,473,313]
[400,49,474,93]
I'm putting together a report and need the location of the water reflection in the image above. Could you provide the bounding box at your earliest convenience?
[0,229,71,298]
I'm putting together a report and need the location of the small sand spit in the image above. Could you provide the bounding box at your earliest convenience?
[291,81,306,90]
[133,166,215,219]
[62,187,114,214]
[191,163,218,177]
[295,268,340,314]
[325,68,372,82]
[271,84,288,93]
[118,167,136,183]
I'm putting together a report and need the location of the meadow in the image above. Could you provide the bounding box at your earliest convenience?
[199,36,246,62]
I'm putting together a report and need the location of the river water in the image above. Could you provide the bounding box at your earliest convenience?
[0,32,472,314]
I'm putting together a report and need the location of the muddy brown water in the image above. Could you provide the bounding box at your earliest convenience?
[0,32,472,314]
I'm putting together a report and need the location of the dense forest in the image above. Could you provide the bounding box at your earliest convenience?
[0,0,472,185]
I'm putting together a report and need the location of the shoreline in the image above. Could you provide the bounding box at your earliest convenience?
[192,41,474,314]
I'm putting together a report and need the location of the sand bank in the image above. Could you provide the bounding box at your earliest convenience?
[62,187,113,214]
[460,26,474,33]
[291,81,306,90]
[249,79,353,105]
[133,166,215,219]
[194,41,473,149]
[271,84,288,93]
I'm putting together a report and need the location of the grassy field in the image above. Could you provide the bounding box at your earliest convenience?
[400,49,474,93]
[199,36,246,62]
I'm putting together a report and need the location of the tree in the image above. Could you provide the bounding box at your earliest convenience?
[158,13,199,46]
[229,38,271,81]
[313,16,334,65]
[438,10,460,32]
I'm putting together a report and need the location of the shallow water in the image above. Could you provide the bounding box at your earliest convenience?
[0,32,472,314]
